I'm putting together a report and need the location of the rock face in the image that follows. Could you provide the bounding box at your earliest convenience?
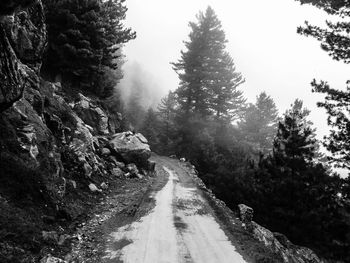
[0,1,154,262]
[0,0,46,112]
[73,93,109,135]
[108,131,151,166]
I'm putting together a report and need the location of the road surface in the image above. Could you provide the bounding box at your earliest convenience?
[103,157,247,263]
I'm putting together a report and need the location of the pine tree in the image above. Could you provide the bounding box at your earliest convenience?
[310,80,350,169]
[252,99,349,260]
[296,0,350,63]
[43,0,135,96]
[273,99,318,167]
[239,92,279,154]
[172,6,244,121]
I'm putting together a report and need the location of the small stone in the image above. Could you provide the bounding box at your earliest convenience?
[83,162,92,177]
[101,148,111,156]
[100,182,108,190]
[111,167,124,178]
[70,180,77,189]
[89,183,101,193]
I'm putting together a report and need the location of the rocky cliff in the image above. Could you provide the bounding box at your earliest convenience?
[0,2,153,262]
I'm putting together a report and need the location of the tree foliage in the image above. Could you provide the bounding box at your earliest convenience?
[172,6,245,122]
[239,92,279,155]
[311,80,350,168]
[251,100,349,260]
[296,0,350,170]
[43,0,135,97]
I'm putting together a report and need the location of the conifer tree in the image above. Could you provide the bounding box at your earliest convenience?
[295,0,350,169]
[43,0,135,96]
[311,80,350,169]
[253,99,348,259]
[239,92,279,154]
[172,6,244,121]
[273,99,318,167]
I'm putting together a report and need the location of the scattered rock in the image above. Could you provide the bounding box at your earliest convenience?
[111,167,124,178]
[88,183,101,193]
[180,157,186,162]
[127,163,139,175]
[100,182,108,190]
[101,148,111,156]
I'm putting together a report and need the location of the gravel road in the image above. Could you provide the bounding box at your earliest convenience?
[104,156,247,263]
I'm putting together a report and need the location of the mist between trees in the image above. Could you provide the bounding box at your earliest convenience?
[42,0,350,261]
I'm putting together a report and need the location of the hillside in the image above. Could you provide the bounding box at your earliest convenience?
[0,1,347,262]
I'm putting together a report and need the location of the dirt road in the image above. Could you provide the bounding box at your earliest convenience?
[103,156,248,263]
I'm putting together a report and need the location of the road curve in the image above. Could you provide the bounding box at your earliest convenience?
[104,157,247,263]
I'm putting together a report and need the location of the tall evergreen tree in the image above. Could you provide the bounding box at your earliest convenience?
[239,92,279,154]
[172,6,245,122]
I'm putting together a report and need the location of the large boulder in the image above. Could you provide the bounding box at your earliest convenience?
[108,131,151,167]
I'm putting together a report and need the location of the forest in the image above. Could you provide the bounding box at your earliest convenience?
[126,4,350,262]
[0,0,349,262]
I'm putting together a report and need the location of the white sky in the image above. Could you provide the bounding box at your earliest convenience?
[122,0,350,141]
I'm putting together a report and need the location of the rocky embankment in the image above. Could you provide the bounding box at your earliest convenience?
[0,1,154,262]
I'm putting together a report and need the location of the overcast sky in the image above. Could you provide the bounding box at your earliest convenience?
[122,0,350,141]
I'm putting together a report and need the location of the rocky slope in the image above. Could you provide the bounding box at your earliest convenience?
[0,1,154,262]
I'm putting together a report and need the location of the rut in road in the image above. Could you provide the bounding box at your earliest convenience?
[104,164,247,263]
